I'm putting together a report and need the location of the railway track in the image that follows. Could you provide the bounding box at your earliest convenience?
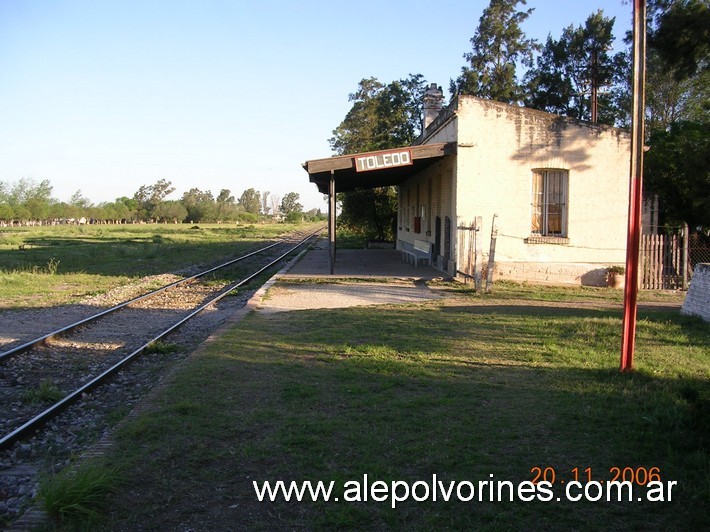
[0,228,321,455]
[0,239,284,363]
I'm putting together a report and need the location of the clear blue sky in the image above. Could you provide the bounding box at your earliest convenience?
[0,1,632,211]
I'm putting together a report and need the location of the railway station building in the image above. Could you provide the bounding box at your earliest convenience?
[303,85,631,286]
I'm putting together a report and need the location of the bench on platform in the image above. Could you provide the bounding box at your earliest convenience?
[401,239,433,267]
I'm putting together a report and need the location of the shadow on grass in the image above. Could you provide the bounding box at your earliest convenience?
[104,302,709,531]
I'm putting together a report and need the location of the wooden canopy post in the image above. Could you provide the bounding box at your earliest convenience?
[328,170,336,275]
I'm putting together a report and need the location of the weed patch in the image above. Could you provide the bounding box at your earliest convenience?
[22,380,64,405]
[38,461,121,529]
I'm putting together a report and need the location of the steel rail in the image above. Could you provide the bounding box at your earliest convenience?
[0,229,320,451]
[0,239,290,363]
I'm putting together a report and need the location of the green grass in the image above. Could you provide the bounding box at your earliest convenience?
[97,287,708,530]
[335,227,368,249]
[142,341,182,355]
[441,278,684,304]
[22,379,65,405]
[37,461,122,530]
[0,222,322,308]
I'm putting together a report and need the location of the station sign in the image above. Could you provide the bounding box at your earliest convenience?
[354,148,413,173]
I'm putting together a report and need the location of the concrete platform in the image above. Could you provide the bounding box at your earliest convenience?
[257,282,444,314]
[244,239,449,314]
[281,239,445,280]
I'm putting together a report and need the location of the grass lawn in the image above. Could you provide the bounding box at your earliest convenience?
[57,282,709,531]
[0,222,321,308]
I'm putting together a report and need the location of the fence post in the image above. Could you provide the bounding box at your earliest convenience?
[683,223,689,290]
[474,216,482,291]
[485,214,498,293]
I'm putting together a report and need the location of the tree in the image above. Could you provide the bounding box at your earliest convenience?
[643,0,710,231]
[269,193,281,217]
[25,197,50,221]
[304,208,326,222]
[7,178,53,205]
[261,191,270,215]
[216,189,234,205]
[524,10,628,125]
[215,189,237,221]
[70,190,92,209]
[645,121,710,231]
[330,75,427,242]
[329,77,384,155]
[280,192,303,215]
[182,188,215,222]
[0,203,13,222]
[98,200,130,222]
[238,188,261,215]
[133,179,175,221]
[1,178,54,222]
[115,196,139,221]
[651,0,710,82]
[153,200,188,224]
[642,0,709,131]
[330,75,426,154]
[451,0,538,103]
[338,187,398,242]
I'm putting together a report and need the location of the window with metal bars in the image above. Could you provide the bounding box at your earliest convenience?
[531,170,568,237]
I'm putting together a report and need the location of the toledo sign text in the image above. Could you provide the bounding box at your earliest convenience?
[354,149,413,173]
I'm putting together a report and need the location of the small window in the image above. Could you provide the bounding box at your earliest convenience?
[531,170,568,238]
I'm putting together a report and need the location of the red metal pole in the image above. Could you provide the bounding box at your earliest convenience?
[620,0,647,372]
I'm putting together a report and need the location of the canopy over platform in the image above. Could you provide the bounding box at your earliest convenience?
[302,142,456,194]
[301,142,455,275]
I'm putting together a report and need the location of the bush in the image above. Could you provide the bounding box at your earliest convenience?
[236,212,259,224]
[285,211,303,224]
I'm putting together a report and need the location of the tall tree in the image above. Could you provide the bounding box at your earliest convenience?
[216,189,234,205]
[643,0,710,231]
[329,77,383,155]
[330,75,426,154]
[269,193,281,217]
[133,179,175,221]
[451,0,538,103]
[238,188,262,215]
[1,178,54,221]
[261,191,270,215]
[645,121,709,231]
[215,189,237,221]
[330,75,427,242]
[182,188,215,222]
[70,190,92,209]
[651,0,710,82]
[280,192,303,215]
[524,10,628,125]
[6,178,53,206]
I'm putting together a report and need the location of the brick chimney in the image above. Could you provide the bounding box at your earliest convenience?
[422,83,444,130]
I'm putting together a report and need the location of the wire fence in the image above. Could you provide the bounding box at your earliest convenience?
[689,234,710,272]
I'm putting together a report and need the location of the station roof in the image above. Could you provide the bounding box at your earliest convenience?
[302,142,456,194]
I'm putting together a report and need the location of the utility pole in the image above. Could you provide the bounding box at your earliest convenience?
[591,46,598,123]
[620,0,646,372]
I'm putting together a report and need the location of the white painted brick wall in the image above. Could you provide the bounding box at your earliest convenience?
[401,95,631,284]
[681,264,710,322]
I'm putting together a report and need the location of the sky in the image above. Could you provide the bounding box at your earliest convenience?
[0,1,633,211]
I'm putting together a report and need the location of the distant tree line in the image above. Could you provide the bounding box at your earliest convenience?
[331,0,709,238]
[0,177,323,226]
